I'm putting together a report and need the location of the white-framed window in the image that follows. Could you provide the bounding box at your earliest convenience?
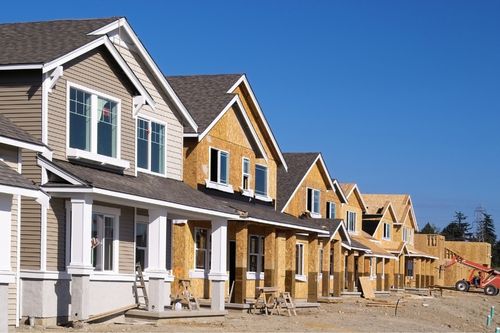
[347,211,356,232]
[326,201,336,219]
[306,188,320,216]
[255,164,268,197]
[319,247,324,273]
[242,157,250,190]
[137,117,166,175]
[248,235,264,273]
[135,221,148,270]
[369,257,376,279]
[67,82,127,168]
[194,228,210,270]
[91,208,120,272]
[295,243,305,277]
[403,227,409,242]
[210,148,229,185]
[383,223,391,240]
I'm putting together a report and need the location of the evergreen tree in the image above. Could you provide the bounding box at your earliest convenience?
[419,222,439,234]
[476,213,496,245]
[441,211,471,241]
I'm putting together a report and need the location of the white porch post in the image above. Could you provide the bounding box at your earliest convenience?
[67,195,93,321]
[145,208,169,312]
[209,219,228,311]
[0,194,14,332]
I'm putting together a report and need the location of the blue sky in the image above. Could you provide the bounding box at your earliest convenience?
[2,1,499,233]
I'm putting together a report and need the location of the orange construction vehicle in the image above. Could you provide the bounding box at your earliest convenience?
[444,255,500,296]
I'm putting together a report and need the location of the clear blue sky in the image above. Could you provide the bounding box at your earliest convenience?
[2,1,499,233]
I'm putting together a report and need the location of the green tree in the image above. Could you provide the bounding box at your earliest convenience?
[476,213,496,246]
[441,211,471,241]
[419,222,440,234]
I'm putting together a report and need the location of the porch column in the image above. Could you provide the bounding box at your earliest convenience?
[357,254,366,278]
[264,227,277,287]
[425,259,431,287]
[399,255,406,288]
[430,259,436,286]
[67,195,93,321]
[0,194,14,332]
[145,208,169,312]
[346,252,355,292]
[415,258,421,288]
[376,258,383,291]
[234,223,248,303]
[285,231,296,297]
[209,219,228,311]
[332,240,343,297]
[307,234,319,302]
[386,259,394,290]
[321,240,331,297]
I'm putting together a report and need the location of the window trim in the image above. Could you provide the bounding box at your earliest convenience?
[306,187,321,218]
[136,115,167,177]
[91,205,120,273]
[193,227,211,271]
[240,157,253,197]
[134,214,148,270]
[206,147,233,192]
[295,242,306,281]
[66,81,129,169]
[248,235,265,274]
[383,222,391,240]
[254,163,270,201]
[326,201,336,219]
[347,211,356,232]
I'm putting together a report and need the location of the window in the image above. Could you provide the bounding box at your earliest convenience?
[307,188,320,215]
[347,211,356,232]
[326,202,336,219]
[69,86,120,159]
[242,158,250,190]
[406,259,414,277]
[248,235,264,273]
[255,164,268,196]
[91,213,117,271]
[137,118,165,174]
[295,243,305,276]
[135,222,147,270]
[210,148,229,185]
[383,223,391,240]
[403,227,409,242]
[195,228,210,269]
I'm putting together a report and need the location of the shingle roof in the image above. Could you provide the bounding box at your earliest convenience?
[42,158,236,215]
[361,194,409,221]
[350,234,395,257]
[339,183,356,197]
[277,153,320,212]
[166,74,243,134]
[0,17,119,65]
[0,160,38,190]
[0,114,44,146]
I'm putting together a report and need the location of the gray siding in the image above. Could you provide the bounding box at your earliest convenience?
[114,41,185,180]
[46,199,66,271]
[48,46,137,176]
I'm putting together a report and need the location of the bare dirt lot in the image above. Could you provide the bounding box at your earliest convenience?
[14,290,500,332]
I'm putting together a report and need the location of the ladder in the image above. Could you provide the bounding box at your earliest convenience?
[134,263,149,309]
[280,292,297,316]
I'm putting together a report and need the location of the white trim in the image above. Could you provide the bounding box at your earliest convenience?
[193,227,210,271]
[254,194,273,202]
[306,187,321,216]
[88,18,197,132]
[42,35,155,108]
[0,184,43,199]
[16,195,21,327]
[67,148,130,169]
[183,133,199,138]
[198,96,269,162]
[42,72,49,145]
[205,180,234,194]
[207,146,231,188]
[0,64,43,70]
[91,207,120,273]
[295,274,307,282]
[189,269,209,279]
[241,157,251,191]
[136,116,167,177]
[364,253,396,260]
[40,202,48,271]
[295,242,305,277]
[246,271,264,280]
[330,222,351,245]
[332,179,349,204]
[243,216,329,234]
[343,184,367,212]
[254,163,269,198]
[37,156,84,185]
[0,136,51,157]
[20,270,71,280]
[47,65,64,92]
[226,75,287,170]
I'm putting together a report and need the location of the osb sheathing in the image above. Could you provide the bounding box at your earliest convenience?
[444,241,492,286]
[283,161,343,218]
[294,236,309,300]
[183,101,278,200]
[342,189,364,233]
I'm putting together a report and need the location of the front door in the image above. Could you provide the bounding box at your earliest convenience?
[229,240,236,303]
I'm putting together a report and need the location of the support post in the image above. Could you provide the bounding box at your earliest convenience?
[234,223,248,303]
[145,208,169,312]
[285,232,296,297]
[209,219,228,311]
[307,234,319,302]
[321,240,331,297]
[376,258,383,291]
[264,227,277,287]
[0,194,14,332]
[386,259,394,290]
[346,252,355,291]
[400,255,406,288]
[332,240,343,297]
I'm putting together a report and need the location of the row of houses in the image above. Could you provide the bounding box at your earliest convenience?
[0,17,488,329]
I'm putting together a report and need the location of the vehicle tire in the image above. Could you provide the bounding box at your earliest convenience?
[455,280,469,292]
[484,285,498,296]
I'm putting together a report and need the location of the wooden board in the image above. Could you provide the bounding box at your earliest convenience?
[358,277,375,299]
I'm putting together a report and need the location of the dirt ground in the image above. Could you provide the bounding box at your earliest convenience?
[14,289,500,333]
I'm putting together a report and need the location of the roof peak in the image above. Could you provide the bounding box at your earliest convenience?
[0,17,122,26]
[167,73,243,78]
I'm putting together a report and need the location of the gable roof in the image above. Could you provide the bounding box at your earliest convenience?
[167,74,287,168]
[0,114,44,147]
[340,183,367,212]
[277,153,347,213]
[0,160,38,190]
[360,193,418,230]
[0,18,119,66]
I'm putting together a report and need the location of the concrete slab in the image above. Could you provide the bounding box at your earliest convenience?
[126,309,227,320]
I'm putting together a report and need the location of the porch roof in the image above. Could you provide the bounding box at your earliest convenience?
[0,114,45,147]
[0,160,38,190]
[41,157,237,216]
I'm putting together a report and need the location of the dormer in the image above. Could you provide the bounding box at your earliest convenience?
[339,183,367,234]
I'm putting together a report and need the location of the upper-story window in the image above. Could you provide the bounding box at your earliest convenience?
[403,227,409,242]
[383,222,391,240]
[242,157,250,190]
[326,201,336,219]
[210,148,229,185]
[307,188,320,216]
[137,118,165,175]
[346,211,356,232]
[255,164,268,197]
[67,83,129,169]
